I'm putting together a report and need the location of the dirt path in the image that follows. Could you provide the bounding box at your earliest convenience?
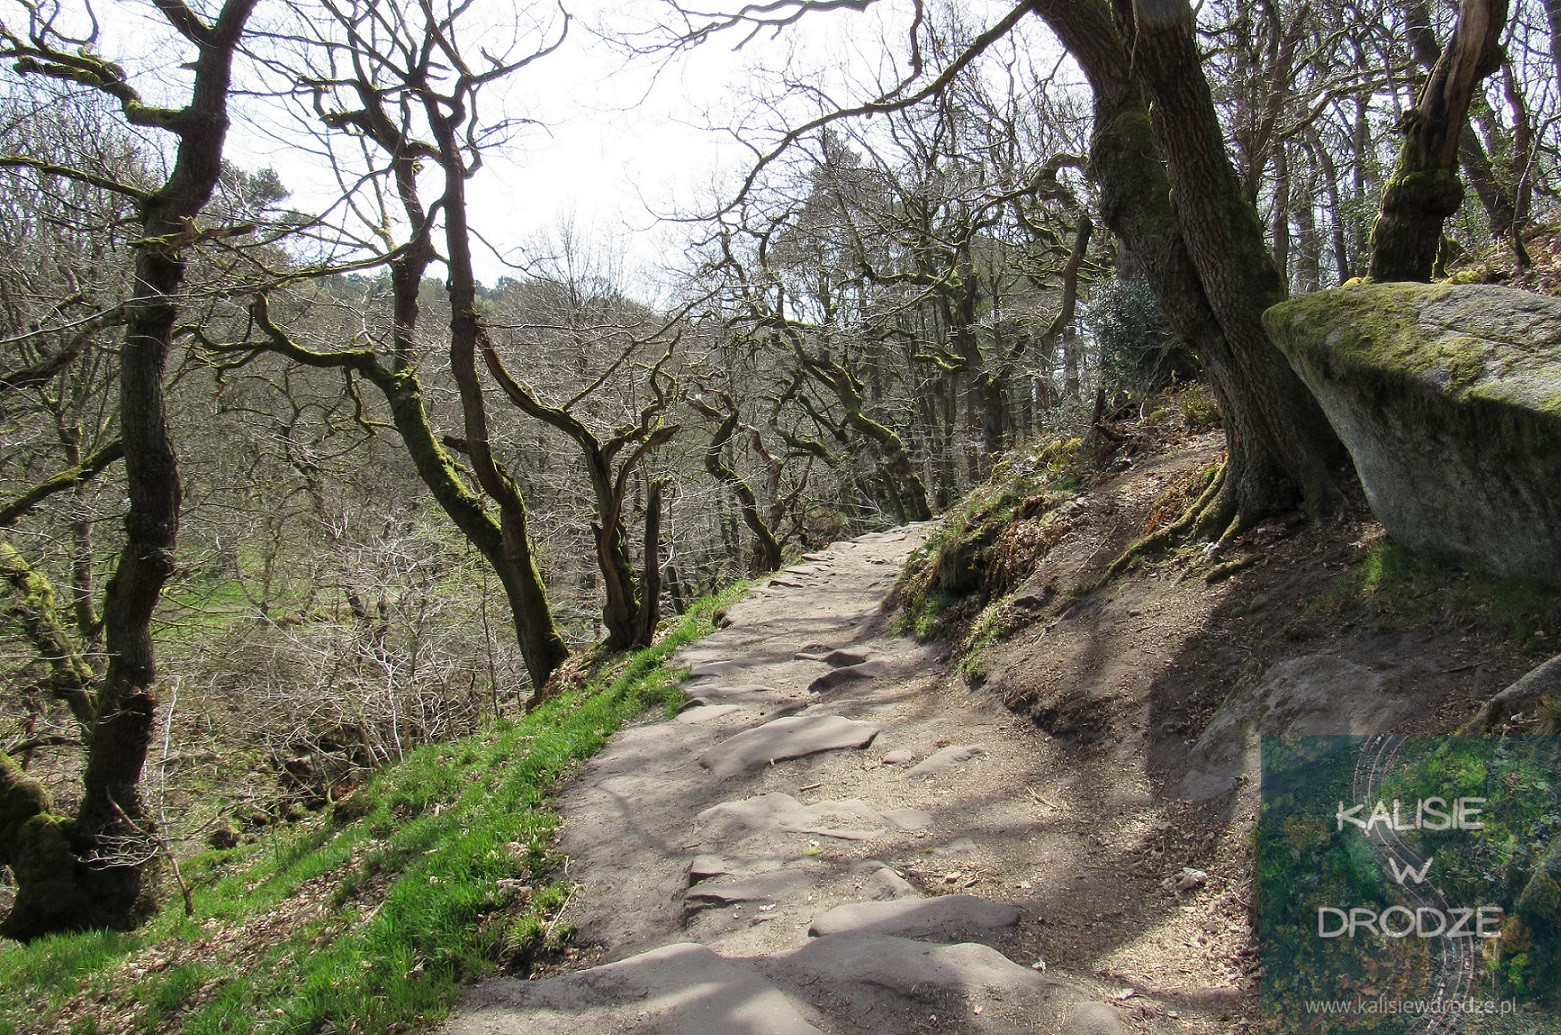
[442,525,1142,1035]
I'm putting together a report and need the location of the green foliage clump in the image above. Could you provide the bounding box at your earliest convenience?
[0,583,748,1035]
[954,594,1032,684]
[1380,739,1561,1004]
[1178,389,1223,432]
[1086,276,1199,392]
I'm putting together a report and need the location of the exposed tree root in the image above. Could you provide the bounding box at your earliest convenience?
[1101,460,1230,582]
[1461,654,1561,732]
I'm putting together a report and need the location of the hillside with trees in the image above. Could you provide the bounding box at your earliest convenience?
[1,0,1559,1032]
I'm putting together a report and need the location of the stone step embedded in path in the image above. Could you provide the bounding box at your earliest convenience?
[793,647,874,667]
[1064,1001,1129,1034]
[688,854,799,884]
[687,658,768,680]
[807,660,888,694]
[807,894,1022,941]
[685,865,821,907]
[781,932,1047,996]
[681,683,777,704]
[698,714,881,779]
[446,935,1122,1035]
[773,933,1082,1033]
[906,744,988,778]
[446,941,823,1035]
[675,704,745,724]
[696,792,931,843]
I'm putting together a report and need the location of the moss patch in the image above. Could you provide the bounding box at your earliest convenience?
[893,436,1092,643]
[1264,283,1561,422]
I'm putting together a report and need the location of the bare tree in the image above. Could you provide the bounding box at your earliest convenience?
[0,0,257,940]
[206,0,572,690]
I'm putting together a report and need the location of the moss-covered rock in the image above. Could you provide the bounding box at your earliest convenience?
[1510,834,1561,998]
[1264,283,1561,584]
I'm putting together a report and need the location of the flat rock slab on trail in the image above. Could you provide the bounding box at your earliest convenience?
[453,942,826,1035]
[905,743,988,777]
[442,525,1126,1035]
[696,792,932,842]
[698,715,881,778]
[806,894,1022,939]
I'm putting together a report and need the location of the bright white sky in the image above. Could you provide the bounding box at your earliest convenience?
[71,0,1016,291]
[230,0,937,292]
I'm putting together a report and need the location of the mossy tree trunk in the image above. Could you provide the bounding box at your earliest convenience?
[429,111,577,670]
[800,347,933,523]
[1401,0,1519,245]
[244,294,571,691]
[1369,0,1509,282]
[1029,0,1347,531]
[0,0,257,940]
[690,395,786,574]
[634,480,665,646]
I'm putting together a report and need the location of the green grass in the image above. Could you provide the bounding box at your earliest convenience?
[954,593,1028,684]
[0,582,747,1035]
[0,930,140,1035]
[1307,538,1558,645]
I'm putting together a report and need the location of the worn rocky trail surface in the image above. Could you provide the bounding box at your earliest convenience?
[442,525,1134,1035]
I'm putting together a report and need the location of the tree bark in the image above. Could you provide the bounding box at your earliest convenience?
[810,355,933,522]
[0,0,258,939]
[1028,0,1347,529]
[1114,0,1347,516]
[0,752,93,940]
[1401,0,1518,243]
[430,110,571,683]
[1369,0,1510,281]
[692,400,786,574]
[1545,0,1561,82]
[634,480,664,646]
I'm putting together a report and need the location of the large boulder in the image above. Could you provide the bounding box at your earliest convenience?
[1264,282,1561,583]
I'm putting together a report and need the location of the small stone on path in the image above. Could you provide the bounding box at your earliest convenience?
[881,748,916,765]
[905,744,987,777]
[882,807,934,830]
[865,866,919,899]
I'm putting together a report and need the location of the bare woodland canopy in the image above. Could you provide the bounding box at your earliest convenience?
[0,0,1549,937]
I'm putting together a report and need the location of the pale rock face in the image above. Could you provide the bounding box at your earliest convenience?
[1265,282,1561,584]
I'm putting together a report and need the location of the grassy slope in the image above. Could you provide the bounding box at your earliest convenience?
[0,583,746,1035]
